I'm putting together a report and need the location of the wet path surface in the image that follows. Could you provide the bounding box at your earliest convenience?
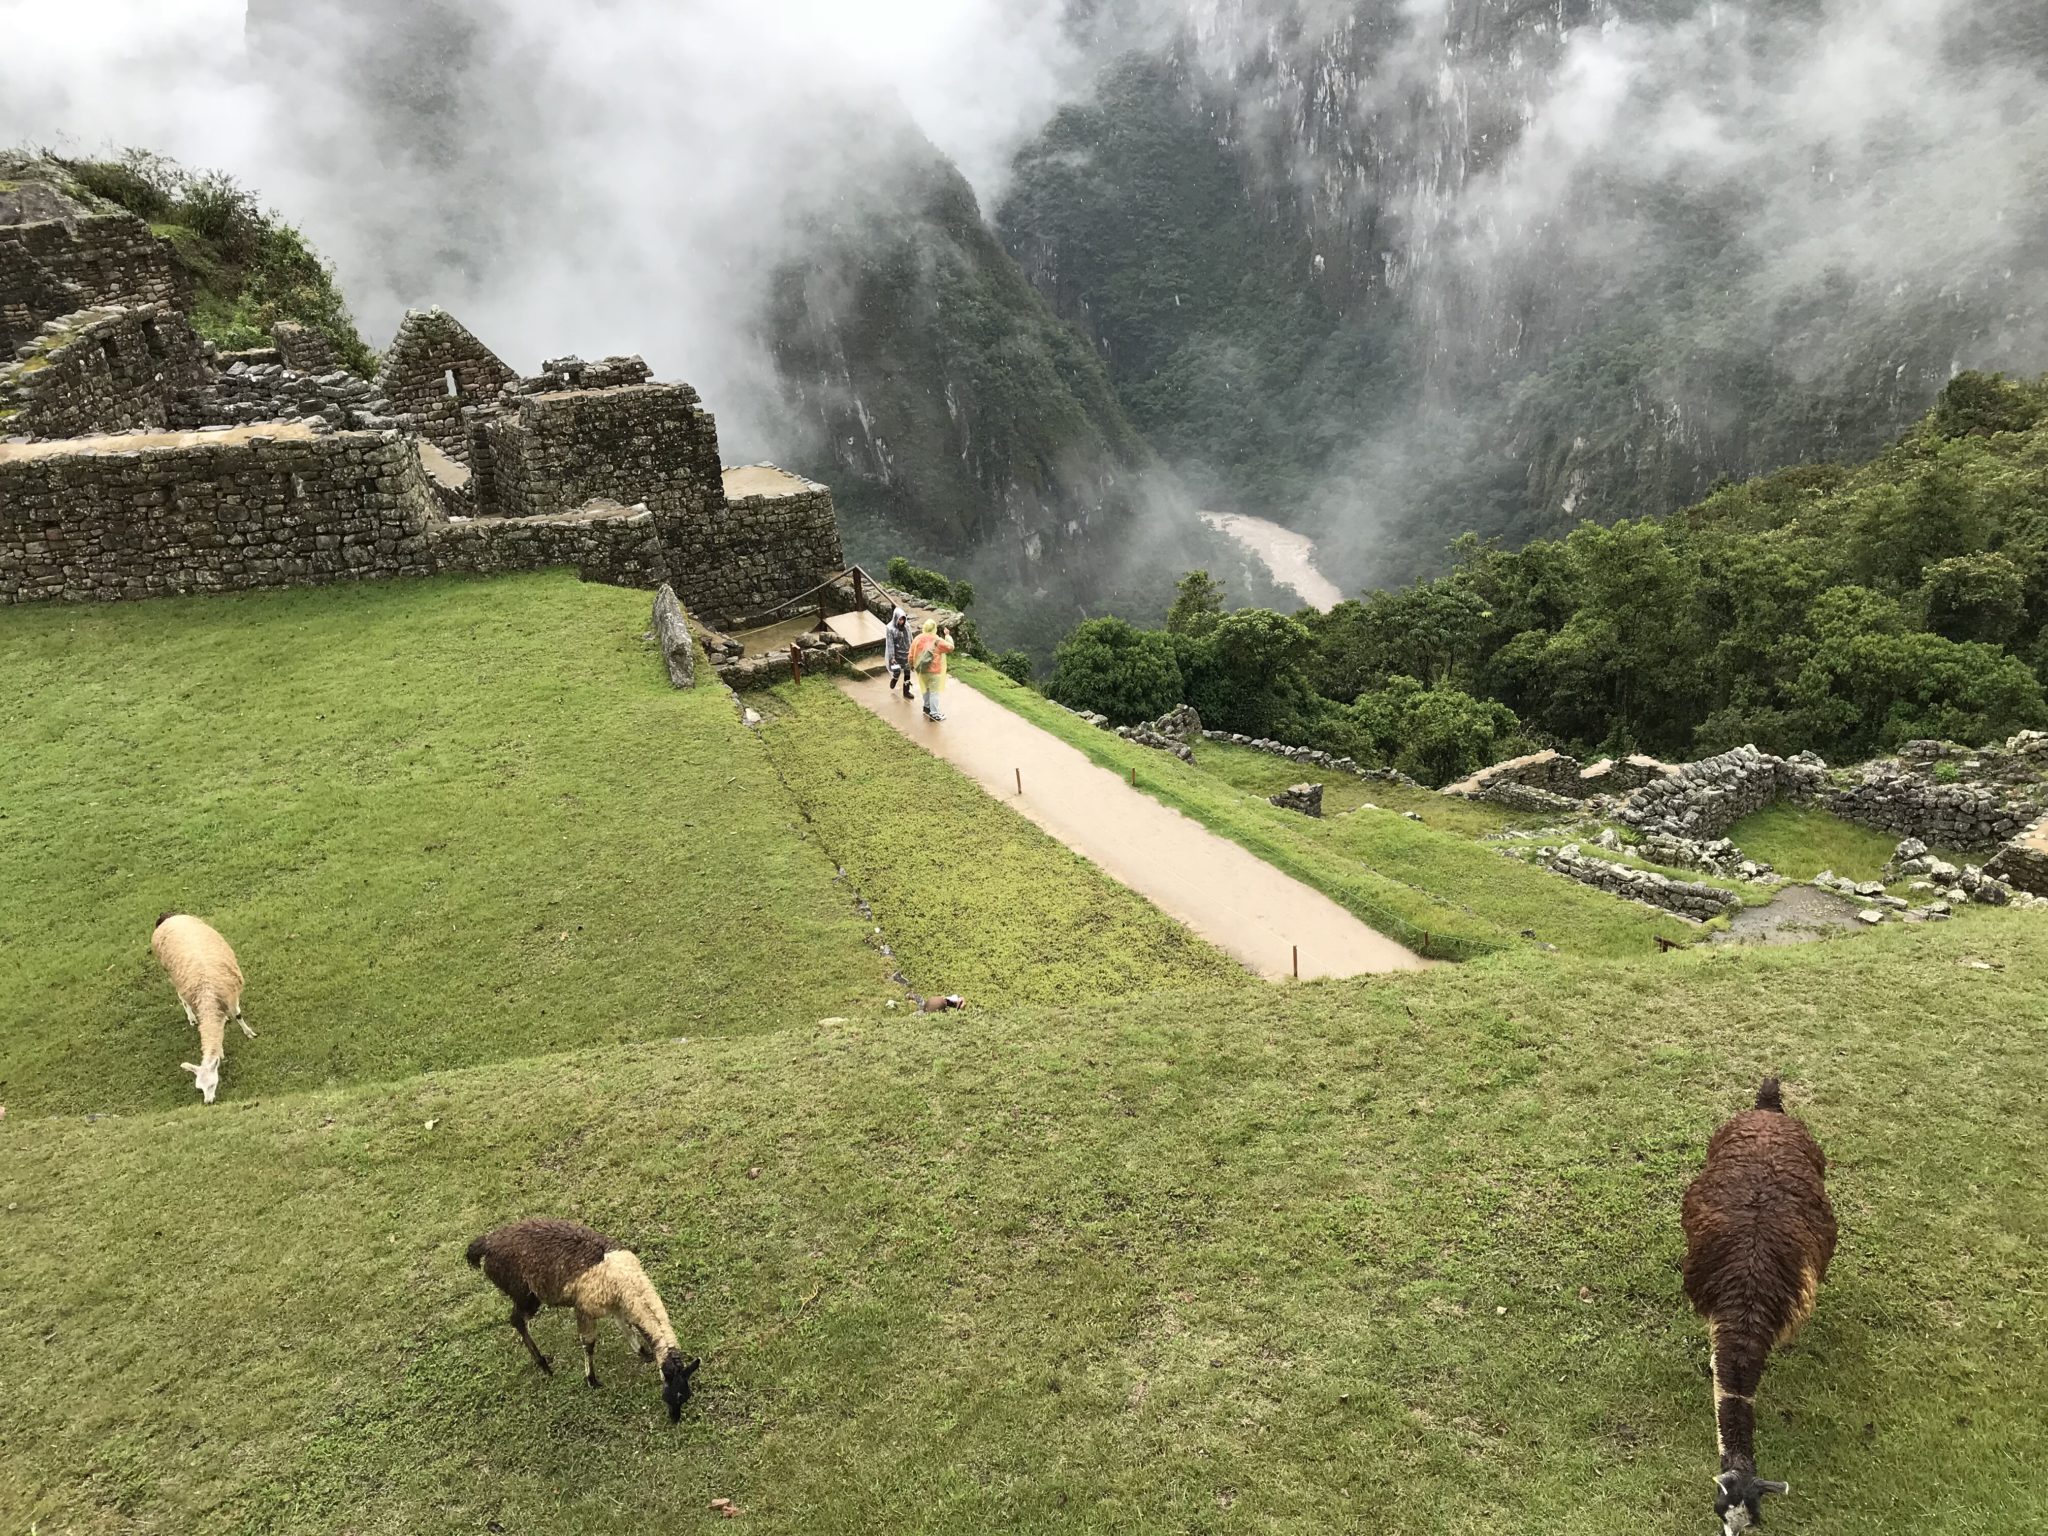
[838,674,1431,980]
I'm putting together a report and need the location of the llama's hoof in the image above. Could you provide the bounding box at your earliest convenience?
[238,1020,257,1039]
[535,1356,554,1376]
[585,1374,601,1390]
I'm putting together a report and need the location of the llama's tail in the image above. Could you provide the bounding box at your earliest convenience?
[1755,1075,1785,1112]
[465,1233,490,1269]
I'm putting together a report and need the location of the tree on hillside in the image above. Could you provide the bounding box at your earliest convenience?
[1047,617,1183,723]
[1165,570,1226,638]
[1345,677,1525,786]
[1178,607,1315,738]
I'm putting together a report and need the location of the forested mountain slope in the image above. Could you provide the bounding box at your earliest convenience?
[1003,0,2048,590]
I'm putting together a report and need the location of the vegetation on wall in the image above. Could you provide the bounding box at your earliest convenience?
[12,148,377,376]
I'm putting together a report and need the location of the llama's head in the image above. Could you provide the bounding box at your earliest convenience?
[181,1056,221,1104]
[660,1352,701,1422]
[1714,1468,1789,1532]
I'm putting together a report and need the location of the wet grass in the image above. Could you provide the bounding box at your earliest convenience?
[0,573,889,1113]
[1729,805,1974,883]
[3,919,2044,1534]
[1191,739,1544,837]
[960,667,1701,959]
[751,681,1249,1005]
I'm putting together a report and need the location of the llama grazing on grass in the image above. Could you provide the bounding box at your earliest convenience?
[1681,1076,1838,1533]
[466,1218,700,1421]
[150,913,250,1104]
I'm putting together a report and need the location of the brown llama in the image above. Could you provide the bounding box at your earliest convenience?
[466,1218,700,1421]
[1681,1076,1838,1533]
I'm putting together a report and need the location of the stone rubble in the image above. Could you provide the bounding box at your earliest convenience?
[1542,845,1743,922]
[1268,783,1324,817]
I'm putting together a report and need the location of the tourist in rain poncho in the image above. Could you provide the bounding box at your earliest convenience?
[882,607,915,699]
[907,618,956,722]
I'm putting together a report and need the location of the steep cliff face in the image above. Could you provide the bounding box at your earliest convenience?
[763,121,1158,577]
[1004,0,2048,586]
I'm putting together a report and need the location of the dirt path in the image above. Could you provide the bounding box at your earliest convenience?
[837,674,1431,980]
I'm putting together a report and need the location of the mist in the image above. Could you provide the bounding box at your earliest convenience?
[0,0,1088,459]
[1145,0,2048,583]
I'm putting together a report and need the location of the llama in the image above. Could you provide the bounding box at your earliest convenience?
[150,913,250,1104]
[465,1218,700,1420]
[1681,1076,1838,1533]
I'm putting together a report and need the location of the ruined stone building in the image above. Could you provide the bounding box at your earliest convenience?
[0,175,843,621]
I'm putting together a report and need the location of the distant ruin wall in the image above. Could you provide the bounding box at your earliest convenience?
[0,212,190,354]
[433,501,669,589]
[2,304,211,439]
[672,480,844,624]
[374,308,517,462]
[477,384,724,522]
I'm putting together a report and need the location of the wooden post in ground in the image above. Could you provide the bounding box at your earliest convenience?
[790,643,803,683]
[1293,944,1299,979]
[1015,767,1022,796]
[853,567,866,614]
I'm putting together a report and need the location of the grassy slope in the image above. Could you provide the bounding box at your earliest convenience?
[0,574,889,1113]
[1190,739,1542,838]
[1729,805,1973,884]
[959,666,1700,958]
[752,683,1248,1004]
[4,921,2045,1534]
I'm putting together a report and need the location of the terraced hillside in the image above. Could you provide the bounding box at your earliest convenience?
[4,575,2046,1534]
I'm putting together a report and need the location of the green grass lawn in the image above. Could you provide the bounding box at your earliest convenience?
[1728,805,1973,883]
[6,579,2047,1535]
[0,574,898,1113]
[752,682,1249,1004]
[1192,738,1547,838]
[959,667,1701,959]
[4,920,2044,1534]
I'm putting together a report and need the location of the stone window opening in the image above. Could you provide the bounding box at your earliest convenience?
[444,368,461,400]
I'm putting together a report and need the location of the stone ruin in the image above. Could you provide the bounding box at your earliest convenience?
[1453,732,2048,922]
[1,175,844,634]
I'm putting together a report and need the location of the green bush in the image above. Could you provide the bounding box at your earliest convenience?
[991,649,1036,685]
[1046,616,1183,723]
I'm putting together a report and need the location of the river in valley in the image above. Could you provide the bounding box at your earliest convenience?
[1200,511,1345,611]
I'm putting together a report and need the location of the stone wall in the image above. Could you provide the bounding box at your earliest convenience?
[1616,745,1825,840]
[374,309,517,461]
[1,305,207,438]
[1545,846,1742,922]
[1,204,190,355]
[0,430,675,604]
[431,499,668,588]
[478,384,723,522]
[1,429,438,602]
[675,472,844,626]
[1443,748,1586,800]
[1823,760,2027,850]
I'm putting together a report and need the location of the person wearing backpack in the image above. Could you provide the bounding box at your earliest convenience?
[907,618,956,722]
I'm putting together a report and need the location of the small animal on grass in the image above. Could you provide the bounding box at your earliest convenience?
[915,994,966,1013]
[1681,1075,1838,1533]
[151,913,251,1104]
[465,1218,700,1420]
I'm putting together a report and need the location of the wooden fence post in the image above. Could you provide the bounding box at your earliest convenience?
[789,643,803,683]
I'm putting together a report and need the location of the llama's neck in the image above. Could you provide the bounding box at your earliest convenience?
[619,1273,679,1356]
[195,999,227,1064]
[1709,1321,1760,1472]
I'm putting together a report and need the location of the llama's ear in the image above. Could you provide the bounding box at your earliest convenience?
[683,1357,701,1377]
[181,1062,201,1076]
[1758,1480,1790,1495]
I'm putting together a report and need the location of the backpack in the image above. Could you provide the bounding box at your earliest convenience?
[913,640,939,674]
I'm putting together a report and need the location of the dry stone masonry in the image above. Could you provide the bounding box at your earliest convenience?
[1544,846,1742,922]
[1269,783,1325,817]
[1,171,848,621]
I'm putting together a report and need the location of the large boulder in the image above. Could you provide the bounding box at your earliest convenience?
[652,583,695,689]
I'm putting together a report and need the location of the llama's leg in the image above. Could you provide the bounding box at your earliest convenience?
[237,1002,254,1040]
[509,1303,552,1374]
[181,1000,195,1025]
[617,1318,654,1362]
[578,1311,601,1387]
